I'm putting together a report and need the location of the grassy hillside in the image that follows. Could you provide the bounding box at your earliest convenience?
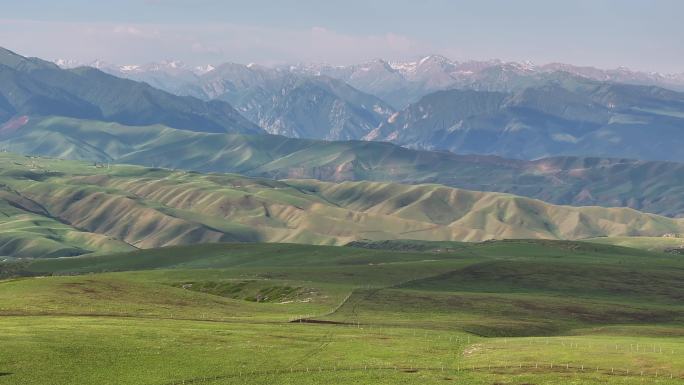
[16,239,684,335]
[0,240,682,384]
[4,115,684,217]
[0,153,683,257]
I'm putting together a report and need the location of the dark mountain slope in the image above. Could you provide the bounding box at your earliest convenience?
[99,61,394,140]
[0,47,261,134]
[367,83,684,162]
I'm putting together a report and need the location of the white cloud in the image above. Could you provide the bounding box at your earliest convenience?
[0,19,433,66]
[551,133,579,143]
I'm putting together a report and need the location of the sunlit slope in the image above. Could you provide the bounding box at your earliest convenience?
[1,153,683,257]
[0,180,134,258]
[586,236,684,252]
[288,179,684,240]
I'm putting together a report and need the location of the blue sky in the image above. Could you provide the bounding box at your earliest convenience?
[1,0,682,72]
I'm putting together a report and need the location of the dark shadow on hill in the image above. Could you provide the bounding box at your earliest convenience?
[289,319,356,325]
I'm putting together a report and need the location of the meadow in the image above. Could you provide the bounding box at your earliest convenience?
[0,240,682,384]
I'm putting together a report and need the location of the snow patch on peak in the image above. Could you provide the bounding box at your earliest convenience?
[418,56,432,65]
[53,58,80,68]
[88,60,111,69]
[418,54,450,65]
[194,64,215,75]
[389,60,417,73]
[120,65,141,72]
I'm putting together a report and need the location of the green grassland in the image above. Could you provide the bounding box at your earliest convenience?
[0,240,682,384]
[1,152,684,259]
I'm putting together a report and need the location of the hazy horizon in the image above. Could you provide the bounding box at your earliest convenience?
[1,0,683,73]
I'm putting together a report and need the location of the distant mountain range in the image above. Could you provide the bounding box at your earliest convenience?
[197,64,393,140]
[52,53,684,162]
[62,55,684,109]
[367,83,684,161]
[291,56,684,108]
[63,58,394,140]
[0,47,261,134]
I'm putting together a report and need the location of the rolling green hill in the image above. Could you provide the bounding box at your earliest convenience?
[15,239,684,337]
[0,239,681,384]
[0,152,683,258]
[3,115,684,217]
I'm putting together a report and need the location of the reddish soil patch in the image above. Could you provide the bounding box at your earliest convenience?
[0,116,29,135]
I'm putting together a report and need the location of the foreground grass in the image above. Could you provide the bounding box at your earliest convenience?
[1,240,683,384]
[0,316,473,385]
[0,316,681,385]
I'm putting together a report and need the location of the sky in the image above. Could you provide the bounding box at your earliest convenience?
[0,0,682,72]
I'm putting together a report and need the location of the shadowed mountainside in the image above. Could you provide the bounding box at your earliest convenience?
[0,47,261,134]
[366,84,684,162]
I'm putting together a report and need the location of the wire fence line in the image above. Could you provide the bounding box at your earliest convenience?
[163,362,683,385]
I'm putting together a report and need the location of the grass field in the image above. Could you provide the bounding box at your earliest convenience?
[0,240,682,384]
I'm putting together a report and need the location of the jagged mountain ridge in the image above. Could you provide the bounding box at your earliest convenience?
[65,54,684,139]
[75,59,394,140]
[289,55,684,107]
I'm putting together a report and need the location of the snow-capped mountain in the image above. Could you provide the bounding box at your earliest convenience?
[51,54,684,150]
[287,56,556,108]
[54,58,213,75]
[56,58,393,140]
[53,58,81,68]
[540,63,684,90]
[54,55,684,109]
[288,56,684,108]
